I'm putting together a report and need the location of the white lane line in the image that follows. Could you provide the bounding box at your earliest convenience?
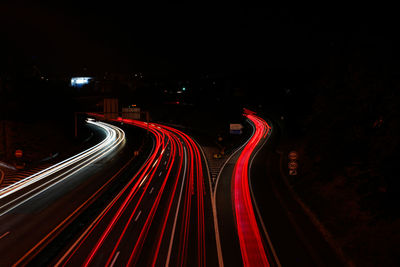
[165,147,187,267]
[247,122,282,267]
[134,210,142,222]
[149,187,154,194]
[152,159,159,168]
[53,134,157,267]
[0,141,124,217]
[159,172,162,177]
[213,118,254,196]
[0,125,125,217]
[194,138,224,267]
[164,161,167,165]
[139,175,149,188]
[109,251,120,267]
[210,118,255,266]
[0,231,10,240]
[0,120,116,199]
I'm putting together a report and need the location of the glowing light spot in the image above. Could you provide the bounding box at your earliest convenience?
[71,77,92,87]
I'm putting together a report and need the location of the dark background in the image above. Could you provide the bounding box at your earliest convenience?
[2,3,399,121]
[1,3,398,74]
[1,3,400,266]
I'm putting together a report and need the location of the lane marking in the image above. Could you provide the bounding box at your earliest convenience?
[165,147,187,267]
[213,118,254,196]
[159,172,162,177]
[0,120,121,199]
[164,161,167,165]
[195,139,224,267]
[139,175,149,188]
[51,116,157,266]
[211,118,255,266]
[18,145,136,267]
[109,251,120,267]
[0,231,10,240]
[0,135,125,217]
[0,122,125,217]
[134,210,142,222]
[152,159,159,168]
[53,145,155,267]
[247,122,281,267]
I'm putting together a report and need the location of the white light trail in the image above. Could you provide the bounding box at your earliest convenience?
[0,120,125,201]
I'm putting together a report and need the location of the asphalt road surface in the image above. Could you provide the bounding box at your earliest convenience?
[250,117,344,267]
[0,112,342,267]
[215,111,343,267]
[0,120,131,266]
[50,116,217,267]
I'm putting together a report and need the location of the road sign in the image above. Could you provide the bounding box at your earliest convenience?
[288,151,298,160]
[15,149,23,158]
[230,124,243,134]
[288,161,298,170]
[122,107,141,120]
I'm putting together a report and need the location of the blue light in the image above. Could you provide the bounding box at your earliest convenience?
[71,77,92,87]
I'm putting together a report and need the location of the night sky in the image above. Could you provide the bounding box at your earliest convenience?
[1,3,399,75]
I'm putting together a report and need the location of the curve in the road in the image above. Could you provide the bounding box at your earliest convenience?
[56,116,209,267]
[3,119,126,266]
[0,120,125,215]
[233,113,271,267]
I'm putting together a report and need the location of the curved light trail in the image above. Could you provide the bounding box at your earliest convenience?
[233,113,271,267]
[55,115,208,267]
[0,120,125,215]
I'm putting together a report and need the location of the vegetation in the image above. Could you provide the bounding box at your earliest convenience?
[283,35,400,266]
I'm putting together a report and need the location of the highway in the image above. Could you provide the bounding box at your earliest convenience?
[0,119,129,266]
[52,116,217,266]
[249,119,344,267]
[214,111,279,267]
[232,114,274,266]
[214,110,343,267]
[0,111,343,266]
[0,120,124,205]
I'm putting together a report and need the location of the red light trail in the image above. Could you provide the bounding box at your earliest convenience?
[233,113,271,267]
[55,114,207,267]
